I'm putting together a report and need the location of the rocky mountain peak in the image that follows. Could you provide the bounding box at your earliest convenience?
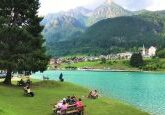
[105,0,113,4]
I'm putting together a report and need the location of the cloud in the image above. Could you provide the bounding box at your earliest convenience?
[114,0,164,11]
[145,0,165,11]
[38,0,103,16]
[38,0,165,15]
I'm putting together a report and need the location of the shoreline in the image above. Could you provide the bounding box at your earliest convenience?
[77,68,141,72]
[0,80,149,115]
[78,69,165,74]
[31,71,161,115]
[49,68,165,74]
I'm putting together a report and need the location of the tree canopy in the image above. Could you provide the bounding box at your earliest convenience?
[130,53,144,67]
[47,14,165,56]
[157,49,165,58]
[0,0,49,84]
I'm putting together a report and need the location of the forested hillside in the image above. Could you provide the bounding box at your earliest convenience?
[42,1,133,44]
[47,13,165,56]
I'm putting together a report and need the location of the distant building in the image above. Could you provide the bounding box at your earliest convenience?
[142,44,146,56]
[141,45,157,57]
[49,58,56,65]
[148,46,157,57]
[117,52,132,59]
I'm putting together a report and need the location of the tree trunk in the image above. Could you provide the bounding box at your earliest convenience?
[3,69,12,85]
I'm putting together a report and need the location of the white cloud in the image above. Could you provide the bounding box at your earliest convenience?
[114,0,165,11]
[38,0,165,16]
[38,0,104,16]
[146,0,165,11]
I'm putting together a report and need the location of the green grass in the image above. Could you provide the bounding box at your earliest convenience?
[61,60,139,70]
[0,80,148,115]
[59,58,165,72]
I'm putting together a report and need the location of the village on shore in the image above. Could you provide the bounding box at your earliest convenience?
[49,45,157,70]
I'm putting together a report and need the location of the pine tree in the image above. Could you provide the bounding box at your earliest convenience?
[130,53,143,67]
[0,0,49,85]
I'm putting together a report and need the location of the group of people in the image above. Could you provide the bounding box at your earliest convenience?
[88,90,99,99]
[17,78,31,86]
[54,90,99,115]
[54,95,84,115]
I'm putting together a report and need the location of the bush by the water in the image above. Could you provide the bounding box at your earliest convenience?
[65,66,77,70]
[157,49,165,58]
[142,58,165,71]
[143,64,158,71]
[130,53,144,67]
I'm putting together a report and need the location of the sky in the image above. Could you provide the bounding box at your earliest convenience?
[39,0,165,16]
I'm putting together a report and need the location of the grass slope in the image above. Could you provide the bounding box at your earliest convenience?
[61,60,138,70]
[0,80,148,115]
[60,58,165,72]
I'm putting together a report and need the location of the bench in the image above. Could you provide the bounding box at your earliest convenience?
[53,104,84,115]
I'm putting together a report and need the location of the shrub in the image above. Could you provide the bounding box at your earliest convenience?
[157,49,165,58]
[130,53,144,67]
[143,64,158,71]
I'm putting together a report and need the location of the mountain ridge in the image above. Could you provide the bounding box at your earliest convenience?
[42,1,135,43]
[47,13,165,56]
[87,2,133,25]
[42,2,165,56]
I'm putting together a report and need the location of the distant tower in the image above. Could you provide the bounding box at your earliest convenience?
[142,44,146,56]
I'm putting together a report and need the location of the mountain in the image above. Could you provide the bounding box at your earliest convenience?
[87,1,133,25]
[42,1,134,43]
[49,13,165,56]
[134,9,149,15]
[43,14,85,43]
[42,7,91,43]
[42,7,91,26]
[60,7,92,26]
[156,10,165,17]
[42,1,165,56]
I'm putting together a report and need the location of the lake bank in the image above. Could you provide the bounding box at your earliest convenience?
[55,58,165,73]
[77,68,165,74]
[0,80,148,115]
[33,70,165,115]
[78,68,141,72]
[48,68,165,74]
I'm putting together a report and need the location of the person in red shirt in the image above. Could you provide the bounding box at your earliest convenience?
[76,98,84,115]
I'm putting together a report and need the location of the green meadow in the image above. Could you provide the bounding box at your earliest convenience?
[0,80,148,115]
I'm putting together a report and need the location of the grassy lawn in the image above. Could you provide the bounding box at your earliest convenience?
[61,60,138,70]
[0,80,149,115]
[59,58,165,72]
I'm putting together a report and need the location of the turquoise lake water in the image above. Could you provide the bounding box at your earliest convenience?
[33,70,165,115]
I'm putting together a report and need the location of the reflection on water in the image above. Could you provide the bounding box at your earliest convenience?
[33,70,165,115]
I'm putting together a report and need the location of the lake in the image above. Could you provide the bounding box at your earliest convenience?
[33,70,165,115]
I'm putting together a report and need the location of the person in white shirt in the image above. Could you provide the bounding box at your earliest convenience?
[24,86,34,97]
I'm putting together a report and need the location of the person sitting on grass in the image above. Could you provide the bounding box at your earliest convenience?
[66,96,71,104]
[88,90,99,99]
[87,91,92,98]
[17,79,25,86]
[26,78,32,86]
[57,101,68,115]
[76,98,84,114]
[23,84,28,93]
[27,86,34,97]
[70,95,77,105]
[24,85,34,97]
[54,100,63,113]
